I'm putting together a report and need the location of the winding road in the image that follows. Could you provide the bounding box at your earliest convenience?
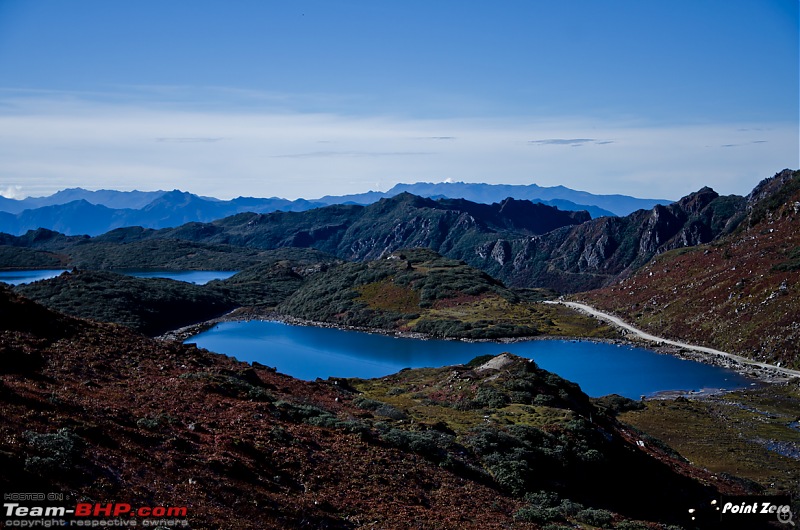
[547,300,800,379]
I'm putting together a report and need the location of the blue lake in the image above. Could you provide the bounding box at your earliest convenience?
[0,269,237,285]
[186,320,754,398]
[0,269,67,285]
[118,270,237,284]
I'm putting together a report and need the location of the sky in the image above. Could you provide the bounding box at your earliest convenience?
[0,0,797,201]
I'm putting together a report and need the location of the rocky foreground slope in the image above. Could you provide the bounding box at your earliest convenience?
[0,286,758,528]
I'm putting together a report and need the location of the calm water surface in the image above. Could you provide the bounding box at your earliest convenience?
[187,320,753,398]
[0,269,67,285]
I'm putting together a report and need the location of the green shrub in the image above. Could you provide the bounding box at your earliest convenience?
[274,400,335,423]
[337,419,373,437]
[353,396,407,420]
[614,521,652,530]
[533,394,556,406]
[380,428,452,461]
[514,505,561,523]
[304,414,340,429]
[466,426,524,456]
[136,417,159,431]
[576,508,614,527]
[23,428,83,475]
[506,389,532,404]
[558,499,585,516]
[352,397,383,410]
[374,404,407,420]
[180,372,274,402]
[474,386,509,409]
[524,490,560,508]
[485,455,531,496]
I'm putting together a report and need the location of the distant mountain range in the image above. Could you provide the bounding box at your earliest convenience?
[0,182,668,236]
[316,182,667,216]
[0,190,327,236]
[0,171,769,294]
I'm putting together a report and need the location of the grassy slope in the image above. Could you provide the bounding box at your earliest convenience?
[278,248,619,340]
[14,270,237,336]
[619,383,800,500]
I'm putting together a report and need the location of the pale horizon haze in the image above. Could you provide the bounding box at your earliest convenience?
[0,1,797,202]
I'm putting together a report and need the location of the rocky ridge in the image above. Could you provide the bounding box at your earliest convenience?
[577,169,800,368]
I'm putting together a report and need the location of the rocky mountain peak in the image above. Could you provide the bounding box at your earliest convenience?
[673,186,719,215]
[744,169,800,228]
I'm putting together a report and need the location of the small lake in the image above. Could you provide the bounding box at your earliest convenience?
[0,269,67,285]
[0,269,237,285]
[186,320,753,399]
[118,270,238,285]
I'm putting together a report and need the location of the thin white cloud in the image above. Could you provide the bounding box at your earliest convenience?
[156,137,224,143]
[0,90,796,201]
[0,185,23,199]
[529,138,597,146]
[270,151,434,159]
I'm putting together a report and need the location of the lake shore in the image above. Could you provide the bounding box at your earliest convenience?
[160,302,797,389]
[549,300,800,385]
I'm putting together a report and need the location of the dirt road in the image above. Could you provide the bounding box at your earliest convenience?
[547,300,800,379]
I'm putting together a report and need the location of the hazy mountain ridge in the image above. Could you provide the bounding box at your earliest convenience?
[139,185,763,293]
[385,181,666,216]
[0,188,167,213]
[0,181,655,236]
[0,190,329,236]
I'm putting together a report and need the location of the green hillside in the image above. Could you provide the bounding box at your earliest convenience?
[15,270,236,336]
[279,248,617,339]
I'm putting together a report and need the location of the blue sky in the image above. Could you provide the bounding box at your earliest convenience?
[0,0,797,201]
